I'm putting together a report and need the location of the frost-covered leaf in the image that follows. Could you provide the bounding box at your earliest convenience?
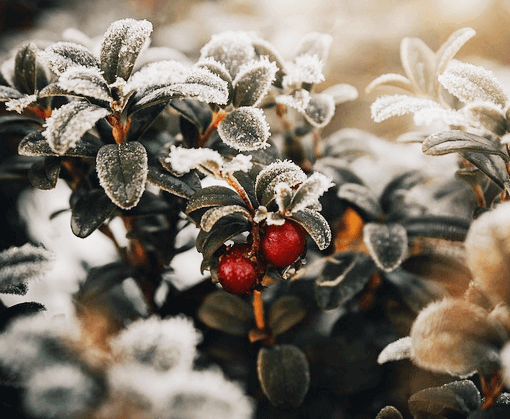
[196,215,251,260]
[42,101,110,155]
[255,160,307,207]
[0,85,24,101]
[464,101,508,136]
[24,364,103,419]
[200,205,252,232]
[71,189,116,238]
[163,145,222,176]
[363,223,408,272]
[439,62,508,107]
[289,208,331,250]
[283,54,324,89]
[217,107,270,151]
[233,57,277,107]
[251,38,286,86]
[422,130,505,157]
[400,37,436,95]
[365,73,415,94]
[54,66,111,103]
[268,296,306,337]
[408,380,482,418]
[289,172,333,213]
[19,130,102,158]
[315,253,376,310]
[257,344,310,407]
[377,337,412,364]
[195,57,233,87]
[413,107,469,128]
[401,215,471,242]
[302,93,335,128]
[126,60,189,96]
[13,43,38,95]
[197,290,253,336]
[370,95,440,123]
[28,156,61,190]
[111,316,201,371]
[100,18,153,84]
[5,94,37,114]
[96,141,148,210]
[199,31,256,77]
[40,41,98,75]
[275,89,311,112]
[186,186,246,214]
[0,243,53,295]
[146,165,198,199]
[436,27,476,76]
[296,32,333,62]
[375,406,404,419]
[337,182,383,220]
[321,83,358,104]
[274,182,293,214]
[461,150,509,190]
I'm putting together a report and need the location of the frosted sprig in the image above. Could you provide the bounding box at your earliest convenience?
[110,315,202,372]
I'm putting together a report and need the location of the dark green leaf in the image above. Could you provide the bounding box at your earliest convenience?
[303,93,335,128]
[401,215,471,241]
[409,380,481,418]
[96,142,148,210]
[169,99,212,134]
[379,170,426,215]
[19,131,102,158]
[28,156,61,190]
[315,252,377,310]
[185,185,246,214]
[363,222,408,272]
[125,101,167,143]
[195,214,251,260]
[100,18,153,84]
[13,43,38,94]
[423,130,506,158]
[268,296,306,337]
[42,41,99,74]
[77,261,136,302]
[197,290,253,335]
[288,208,331,250]
[337,182,383,220]
[461,151,509,190]
[233,57,277,107]
[71,189,117,238]
[257,344,310,407]
[217,107,270,151]
[252,38,286,87]
[147,165,199,199]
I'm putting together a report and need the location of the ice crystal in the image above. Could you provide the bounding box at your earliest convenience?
[43,101,110,155]
[370,95,440,123]
[5,93,37,113]
[166,145,223,176]
[111,315,202,372]
[0,243,53,295]
[217,107,270,151]
[24,364,101,419]
[378,337,412,364]
[438,62,508,107]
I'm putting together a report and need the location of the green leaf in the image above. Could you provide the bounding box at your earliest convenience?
[41,41,98,74]
[71,189,117,238]
[288,208,332,251]
[100,18,153,84]
[96,141,148,210]
[233,57,277,107]
[197,290,253,335]
[200,205,252,232]
[302,93,335,128]
[28,156,61,190]
[337,182,383,220]
[363,222,408,272]
[13,43,38,95]
[257,344,310,407]
[146,165,199,199]
[217,107,270,151]
[422,130,505,158]
[186,185,246,214]
[268,296,306,337]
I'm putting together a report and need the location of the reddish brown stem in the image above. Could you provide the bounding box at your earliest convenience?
[253,289,266,331]
[199,109,227,147]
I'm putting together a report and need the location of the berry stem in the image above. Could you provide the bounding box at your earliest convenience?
[253,289,266,331]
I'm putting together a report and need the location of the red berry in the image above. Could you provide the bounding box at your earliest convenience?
[261,220,306,267]
[217,244,259,295]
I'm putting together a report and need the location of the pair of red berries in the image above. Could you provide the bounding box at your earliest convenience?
[217,220,307,295]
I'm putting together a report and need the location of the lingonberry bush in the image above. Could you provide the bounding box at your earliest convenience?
[2,13,510,419]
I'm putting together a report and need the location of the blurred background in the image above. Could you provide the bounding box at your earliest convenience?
[2,0,510,139]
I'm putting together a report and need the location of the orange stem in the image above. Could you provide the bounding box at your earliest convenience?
[253,289,266,331]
